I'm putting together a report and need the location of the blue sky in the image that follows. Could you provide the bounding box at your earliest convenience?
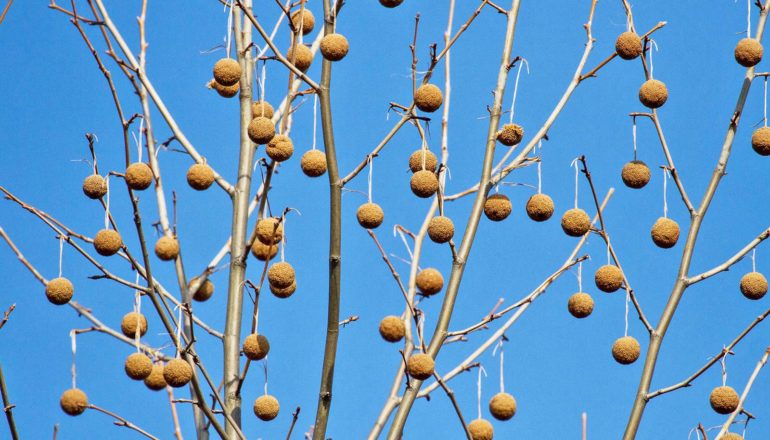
[2,1,770,439]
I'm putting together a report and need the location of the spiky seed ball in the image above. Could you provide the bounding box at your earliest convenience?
[251,240,279,261]
[525,193,555,222]
[561,208,591,237]
[45,277,74,305]
[416,268,444,296]
[410,170,439,198]
[751,126,770,156]
[567,292,594,318]
[209,79,239,98]
[735,38,763,67]
[468,418,494,440]
[496,123,524,146]
[290,9,315,35]
[82,174,107,199]
[190,277,215,302]
[121,312,148,338]
[740,272,768,300]
[722,433,744,440]
[639,79,668,109]
[144,364,167,390]
[710,386,740,414]
[254,395,280,421]
[124,352,153,380]
[164,358,193,388]
[213,58,241,87]
[615,32,643,60]
[268,262,295,289]
[252,100,275,119]
[266,134,294,162]
[248,116,276,145]
[414,84,443,112]
[408,149,438,173]
[60,388,88,416]
[93,229,123,256]
[356,203,385,229]
[378,316,406,342]
[651,217,680,249]
[595,265,624,293]
[612,336,641,365]
[406,353,435,380]
[187,163,215,191]
[320,33,349,61]
[270,281,297,298]
[484,194,512,221]
[428,216,454,243]
[287,44,313,72]
[125,162,153,191]
[243,333,271,360]
[489,392,517,421]
[256,217,284,245]
[621,160,651,189]
[300,150,327,177]
[379,0,403,7]
[154,236,180,261]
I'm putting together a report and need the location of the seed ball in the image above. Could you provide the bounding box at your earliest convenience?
[751,126,770,156]
[290,9,315,35]
[408,149,438,173]
[187,163,215,191]
[651,217,680,249]
[735,38,763,67]
[414,84,443,112]
[144,364,167,390]
[251,240,279,261]
[82,174,107,199]
[621,160,651,189]
[496,123,524,146]
[639,79,668,109]
[254,395,280,421]
[287,44,313,72]
[416,268,444,296]
[93,229,123,256]
[209,79,239,98]
[356,203,385,229]
[378,316,406,343]
[484,194,512,221]
[121,312,148,338]
[266,134,294,162]
[567,292,594,319]
[427,216,454,243]
[45,277,74,305]
[525,193,555,222]
[300,150,327,177]
[213,58,241,87]
[615,32,643,60]
[595,265,624,293]
[163,358,193,388]
[379,0,403,7]
[154,236,180,261]
[410,170,439,198]
[723,433,744,440]
[488,392,517,421]
[189,277,214,302]
[710,386,740,414]
[468,418,494,440]
[60,388,88,416]
[406,353,434,380]
[248,116,276,145]
[740,272,768,300]
[124,352,153,380]
[252,100,275,119]
[270,281,297,298]
[125,162,153,191]
[561,208,591,237]
[268,262,295,289]
[612,336,641,365]
[320,33,349,61]
[243,333,271,361]
[256,217,284,245]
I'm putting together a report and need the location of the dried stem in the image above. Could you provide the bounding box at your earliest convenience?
[0,364,19,440]
[88,404,158,440]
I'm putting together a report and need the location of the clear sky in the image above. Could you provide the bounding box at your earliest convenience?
[2,1,770,439]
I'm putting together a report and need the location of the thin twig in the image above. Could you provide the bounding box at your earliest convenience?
[0,364,19,440]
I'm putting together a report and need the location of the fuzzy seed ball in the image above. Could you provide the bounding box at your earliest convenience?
[268,262,295,289]
[256,217,284,245]
[248,116,276,145]
[254,395,280,421]
[740,272,768,300]
[252,100,275,119]
[710,386,740,414]
[320,33,349,61]
[408,149,438,173]
[722,433,744,440]
[561,208,591,237]
[612,336,641,365]
[82,174,108,199]
[379,0,403,7]
[243,333,271,361]
[735,38,763,67]
[213,58,241,87]
[125,162,153,191]
[287,44,313,72]
[751,126,770,156]
[379,316,406,343]
[468,418,494,440]
[484,194,512,222]
[155,236,180,261]
[209,79,239,98]
[595,265,624,293]
[639,79,668,109]
[414,84,443,113]
[496,123,524,146]
[300,150,327,177]
[525,193,555,222]
[266,134,294,162]
[410,170,439,198]
[615,32,643,60]
[121,312,148,338]
[290,9,315,35]
[356,203,385,229]
[144,364,167,390]
[93,229,123,256]
[60,388,88,416]
[124,352,153,380]
[621,160,651,189]
[45,277,74,305]
[251,240,279,261]
[416,268,444,296]
[489,392,517,421]
[190,277,214,302]
[406,353,435,380]
[163,358,193,388]
[428,216,454,243]
[187,163,215,191]
[567,292,594,319]
[270,281,297,298]
[651,217,680,249]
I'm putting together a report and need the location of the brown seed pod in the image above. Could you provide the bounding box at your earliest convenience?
[320,33,349,61]
[125,162,153,191]
[253,395,280,421]
[270,281,297,298]
[378,315,406,343]
[468,418,494,440]
[595,265,624,293]
[290,9,315,35]
[379,0,404,7]
[356,202,385,229]
[248,116,276,145]
[287,44,313,72]
[60,388,88,416]
[187,163,215,191]
[208,79,239,98]
[268,262,295,289]
[121,312,148,338]
[414,84,443,112]
[243,333,271,361]
[612,336,641,365]
[722,433,744,440]
[484,194,512,222]
[621,160,651,189]
[213,58,241,87]
[651,217,680,249]
[93,229,123,256]
[300,150,328,177]
[735,38,763,67]
[163,358,193,388]
[266,134,294,162]
[639,79,668,109]
[751,126,770,156]
[410,170,439,198]
[489,392,517,421]
[144,364,167,391]
[154,236,180,261]
[406,353,435,380]
[560,208,591,237]
[251,240,279,261]
[416,268,444,296]
[124,352,153,380]
[82,174,108,199]
[709,386,740,414]
[567,292,594,319]
[256,217,284,245]
[615,32,643,60]
[496,123,524,146]
[740,272,768,300]
[190,277,215,302]
[427,216,454,243]
[408,149,438,173]
[525,193,554,222]
[45,277,74,305]
[251,100,275,119]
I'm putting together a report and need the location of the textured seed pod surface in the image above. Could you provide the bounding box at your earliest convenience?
[190,277,215,302]
[416,268,444,296]
[256,217,284,245]
[410,170,439,198]
[186,163,215,190]
[82,174,108,199]
[735,38,763,67]
[612,336,641,364]
[213,58,241,86]
[621,160,651,189]
[496,123,524,146]
[525,193,554,222]
[124,352,153,380]
[561,208,591,237]
[428,216,455,243]
[251,240,279,261]
[154,236,180,261]
[408,149,438,173]
[740,272,768,300]
[651,217,680,248]
[270,281,297,298]
[710,386,740,414]
[125,162,153,191]
[287,44,313,72]
[468,418,494,440]
[595,265,624,293]
[489,392,517,421]
[290,9,315,34]
[251,100,275,119]
[300,150,327,177]
[254,395,280,421]
[320,33,349,61]
[210,79,239,98]
[567,292,594,318]
[379,316,406,342]
[144,364,167,390]
[248,116,276,145]
[45,277,74,305]
[94,229,123,256]
[266,134,294,162]
[243,334,271,360]
[639,79,668,109]
[60,388,88,416]
[406,354,435,380]
[484,194,512,221]
[163,358,193,388]
[356,203,385,229]
[121,312,148,338]
[751,126,770,156]
[414,84,443,112]
[268,262,295,289]
[615,32,643,60]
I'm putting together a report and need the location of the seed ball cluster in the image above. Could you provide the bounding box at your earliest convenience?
[124,352,153,380]
[251,240,279,261]
[740,272,768,300]
[356,203,385,229]
[410,170,439,198]
[155,236,180,261]
[268,262,295,289]
[144,364,167,390]
[82,174,107,199]
[428,216,454,243]
[379,316,406,343]
[751,126,770,156]
[187,163,215,191]
[46,277,74,305]
[567,292,594,318]
[190,277,215,302]
[121,312,148,338]
[287,44,313,72]
[209,79,239,98]
[496,123,524,146]
[248,116,276,145]
[243,334,271,361]
[379,0,403,7]
[125,162,153,191]
[615,32,643,60]
[525,193,554,222]
[320,33,349,61]
[409,149,438,173]
[468,418,494,440]
[612,336,641,365]
[290,9,315,35]
[254,395,280,421]
[213,58,241,87]
[94,229,123,256]
[735,38,763,67]
[406,353,435,380]
[252,100,275,119]
[256,217,284,245]
[414,84,443,113]
[651,217,680,249]
[163,358,193,388]
[489,392,517,421]
[621,160,651,189]
[266,134,294,162]
[639,79,668,109]
[60,388,88,416]
[484,194,512,222]
[710,386,740,414]
[270,281,297,298]
[595,265,624,293]
[301,150,327,177]
[416,268,444,296]
[561,208,591,237]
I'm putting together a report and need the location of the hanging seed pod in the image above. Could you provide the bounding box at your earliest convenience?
[144,364,167,391]
[268,262,295,289]
[416,268,444,296]
[82,174,108,199]
[595,265,624,293]
[740,272,768,300]
[251,240,279,261]
[378,316,406,343]
[414,84,443,112]
[621,161,651,189]
[125,162,153,191]
[208,79,240,98]
[612,336,641,365]
[615,32,643,60]
[93,229,123,256]
[560,208,591,237]
[120,312,148,338]
[124,352,153,380]
[525,194,554,222]
[186,163,215,191]
[290,9,315,35]
[410,170,439,198]
[242,334,271,361]
[256,217,284,246]
[254,395,280,421]
[266,135,294,162]
[709,386,740,414]
[427,216,454,243]
[468,418,494,440]
[496,123,524,146]
[154,236,180,261]
[300,150,327,177]
[751,126,770,156]
[287,44,313,72]
[163,358,193,388]
[722,434,744,440]
[45,277,74,305]
[408,149,438,173]
[60,388,88,416]
[488,392,517,421]
[270,281,297,298]
[213,58,241,87]
[639,79,668,109]
[320,33,349,61]
[734,38,763,67]
[484,194,512,221]
[406,353,434,380]
[567,292,594,319]
[356,203,384,229]
[651,217,680,249]
[251,100,275,119]
[248,116,276,145]
[190,277,215,302]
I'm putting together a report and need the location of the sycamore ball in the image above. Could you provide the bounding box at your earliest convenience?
[651,217,680,249]
[287,44,313,72]
[290,9,314,35]
[710,386,740,414]
[60,388,88,416]
[301,150,327,177]
[468,418,494,440]
[639,79,668,109]
[740,272,768,300]
[190,277,215,302]
[356,202,384,229]
[187,163,215,190]
[414,84,443,113]
[155,236,180,261]
[94,229,123,256]
[267,134,294,162]
[561,208,591,237]
[248,116,276,145]
[125,162,153,191]
[484,194,512,222]
[751,126,770,156]
[213,58,241,87]
[124,352,153,380]
[612,336,641,365]
[252,100,275,119]
[409,149,438,173]
[496,123,524,146]
[615,32,643,60]
[270,281,297,298]
[209,79,239,98]
[121,312,148,338]
[489,392,516,421]
[621,160,651,189]
[735,38,763,67]
[320,33,349,61]
[144,364,167,391]
[82,174,107,199]
[268,262,295,289]
[567,292,594,319]
[256,217,284,245]
[428,216,454,243]
[251,240,278,261]
[595,265,624,293]
[163,358,193,388]
[243,333,271,361]
[45,277,74,305]
[416,268,444,296]
[410,170,439,198]
[406,353,435,380]
[379,316,406,343]
[525,193,554,222]
[254,395,280,421]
